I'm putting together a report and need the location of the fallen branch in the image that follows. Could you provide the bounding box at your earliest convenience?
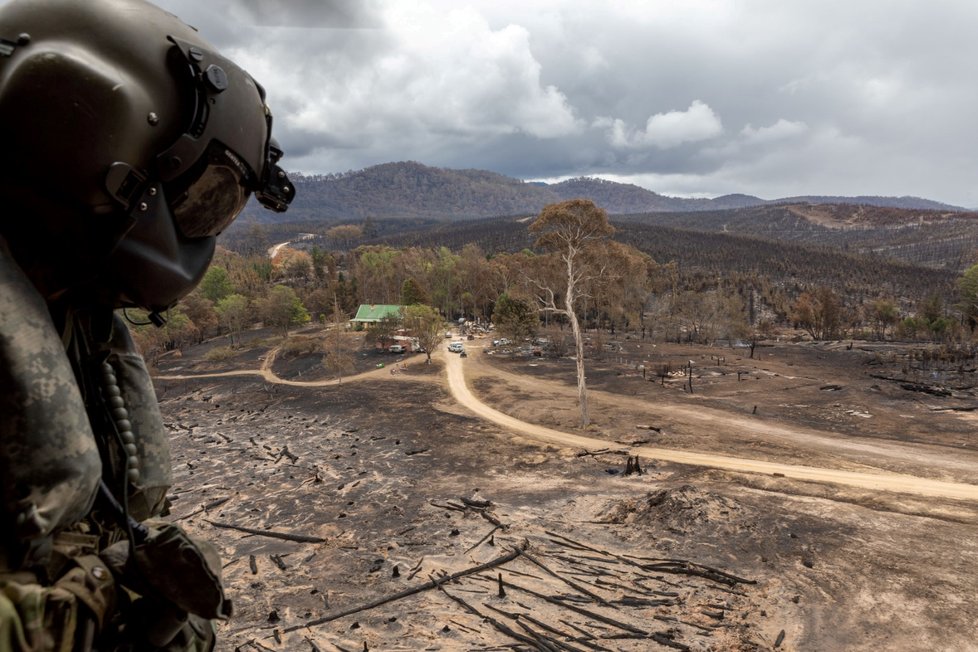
[575,448,628,458]
[602,632,690,651]
[514,618,590,652]
[653,614,713,634]
[269,554,288,571]
[276,445,299,464]
[460,497,493,509]
[176,496,231,522]
[492,578,646,636]
[868,373,952,396]
[480,510,505,528]
[281,541,529,634]
[484,604,613,652]
[638,560,755,587]
[437,584,552,652]
[465,525,501,553]
[521,552,612,608]
[205,520,326,544]
[429,500,466,513]
[547,531,754,586]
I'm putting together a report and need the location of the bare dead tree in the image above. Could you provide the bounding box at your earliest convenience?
[527,199,615,428]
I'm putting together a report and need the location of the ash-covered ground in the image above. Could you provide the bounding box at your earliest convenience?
[155,333,978,651]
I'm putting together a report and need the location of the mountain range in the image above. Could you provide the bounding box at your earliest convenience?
[239,160,967,223]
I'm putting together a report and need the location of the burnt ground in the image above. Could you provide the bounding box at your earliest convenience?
[154,328,978,651]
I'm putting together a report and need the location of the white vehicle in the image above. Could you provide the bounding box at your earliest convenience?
[389,344,405,354]
[448,341,465,353]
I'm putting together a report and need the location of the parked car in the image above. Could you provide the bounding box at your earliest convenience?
[448,341,464,353]
[389,344,405,354]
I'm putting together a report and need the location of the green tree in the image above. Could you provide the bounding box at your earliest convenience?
[870,298,899,341]
[326,224,364,249]
[128,307,195,366]
[355,246,400,304]
[199,265,233,303]
[402,304,444,364]
[276,249,313,286]
[400,277,429,305]
[425,247,460,318]
[180,292,218,344]
[215,293,250,346]
[258,285,310,336]
[956,263,978,332]
[916,293,959,340]
[492,293,537,341]
[310,246,333,284]
[529,199,615,428]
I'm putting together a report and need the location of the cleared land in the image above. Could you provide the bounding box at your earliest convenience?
[155,329,978,651]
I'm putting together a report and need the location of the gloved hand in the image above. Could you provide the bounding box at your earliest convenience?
[99,523,230,650]
[100,522,230,620]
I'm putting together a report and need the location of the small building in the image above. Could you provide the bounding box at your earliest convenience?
[350,304,403,329]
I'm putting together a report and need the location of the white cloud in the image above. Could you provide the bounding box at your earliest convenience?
[601,101,723,149]
[226,2,581,162]
[143,0,978,206]
[642,100,723,147]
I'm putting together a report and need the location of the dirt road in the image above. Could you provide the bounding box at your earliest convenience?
[156,346,420,387]
[468,349,978,477]
[157,341,978,501]
[444,350,978,501]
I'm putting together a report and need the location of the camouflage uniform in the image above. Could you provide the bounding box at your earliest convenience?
[0,0,292,647]
[0,237,228,650]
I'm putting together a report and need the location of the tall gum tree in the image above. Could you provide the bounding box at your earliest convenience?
[402,304,444,364]
[528,199,615,428]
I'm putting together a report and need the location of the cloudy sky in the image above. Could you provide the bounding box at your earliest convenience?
[155,1,978,206]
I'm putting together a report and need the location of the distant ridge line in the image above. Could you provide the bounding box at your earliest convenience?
[239,160,967,223]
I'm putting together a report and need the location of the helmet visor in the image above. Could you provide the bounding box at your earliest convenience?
[165,142,251,238]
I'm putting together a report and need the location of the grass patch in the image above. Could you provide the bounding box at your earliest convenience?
[279,336,324,358]
[204,346,236,362]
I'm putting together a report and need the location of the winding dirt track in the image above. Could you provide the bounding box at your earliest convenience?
[443,351,978,502]
[156,347,408,386]
[157,343,978,501]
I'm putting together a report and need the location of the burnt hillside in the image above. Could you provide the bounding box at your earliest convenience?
[621,204,978,271]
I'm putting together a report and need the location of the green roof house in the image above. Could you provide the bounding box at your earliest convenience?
[351,304,403,325]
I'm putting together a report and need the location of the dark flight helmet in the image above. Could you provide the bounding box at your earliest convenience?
[0,0,293,313]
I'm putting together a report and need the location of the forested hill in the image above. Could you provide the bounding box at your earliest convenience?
[350,215,956,309]
[236,160,965,223]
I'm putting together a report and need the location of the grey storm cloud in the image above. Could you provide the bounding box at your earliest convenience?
[5,0,976,206]
[226,0,383,28]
